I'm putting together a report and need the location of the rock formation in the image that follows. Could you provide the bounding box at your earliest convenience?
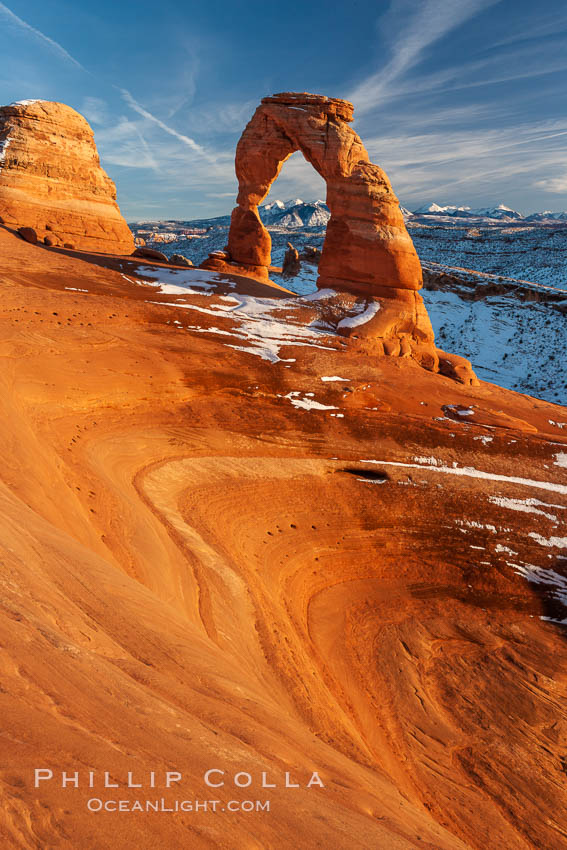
[0,100,134,254]
[133,245,168,262]
[169,253,193,267]
[208,92,476,383]
[282,241,300,278]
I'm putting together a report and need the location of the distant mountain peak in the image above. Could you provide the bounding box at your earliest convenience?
[259,198,330,228]
[411,202,524,221]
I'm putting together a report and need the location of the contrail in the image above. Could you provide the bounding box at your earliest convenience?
[119,88,216,165]
[0,2,86,71]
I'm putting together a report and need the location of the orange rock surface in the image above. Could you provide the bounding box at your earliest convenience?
[0,100,134,253]
[1,225,567,849]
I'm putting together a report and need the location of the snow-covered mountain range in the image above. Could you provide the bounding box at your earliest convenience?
[407,202,567,222]
[257,198,567,226]
[259,198,330,227]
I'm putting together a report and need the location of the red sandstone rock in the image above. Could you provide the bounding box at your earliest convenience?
[169,253,193,267]
[300,245,321,264]
[17,225,37,244]
[282,242,300,278]
[0,100,134,254]
[132,245,168,262]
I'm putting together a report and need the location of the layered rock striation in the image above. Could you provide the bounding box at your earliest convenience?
[208,92,476,382]
[0,100,133,253]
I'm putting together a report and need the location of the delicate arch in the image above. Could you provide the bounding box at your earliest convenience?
[226,92,423,297]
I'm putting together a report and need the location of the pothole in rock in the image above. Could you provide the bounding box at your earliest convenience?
[341,467,390,482]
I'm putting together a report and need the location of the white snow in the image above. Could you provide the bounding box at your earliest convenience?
[489,496,564,522]
[135,266,220,292]
[337,301,381,330]
[302,288,337,302]
[528,533,567,549]
[281,391,338,412]
[508,561,567,623]
[360,458,567,495]
[136,267,334,363]
[224,295,333,362]
[555,452,567,468]
[445,405,474,416]
[474,435,494,445]
[0,134,11,172]
[457,519,498,533]
[495,544,517,555]
[321,376,348,382]
[192,325,232,336]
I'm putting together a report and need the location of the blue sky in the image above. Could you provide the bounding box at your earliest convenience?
[1,0,567,219]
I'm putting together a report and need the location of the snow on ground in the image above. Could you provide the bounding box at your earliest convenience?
[423,287,567,405]
[132,266,224,293]
[528,533,567,549]
[488,496,564,522]
[337,302,381,329]
[360,457,567,495]
[272,233,567,405]
[508,562,567,624]
[0,134,12,172]
[133,267,334,363]
[271,244,320,293]
[410,225,567,289]
[279,391,338,412]
[474,435,493,445]
[358,455,567,622]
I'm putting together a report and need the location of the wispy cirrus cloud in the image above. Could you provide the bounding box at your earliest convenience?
[534,175,567,194]
[364,118,567,208]
[0,1,86,72]
[349,0,501,114]
[118,87,216,165]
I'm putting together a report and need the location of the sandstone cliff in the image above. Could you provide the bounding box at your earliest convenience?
[0,100,133,253]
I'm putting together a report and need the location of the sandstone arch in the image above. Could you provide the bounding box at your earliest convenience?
[227,92,422,296]
[210,92,477,384]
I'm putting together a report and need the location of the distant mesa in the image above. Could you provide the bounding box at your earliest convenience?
[201,91,477,384]
[0,100,134,254]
